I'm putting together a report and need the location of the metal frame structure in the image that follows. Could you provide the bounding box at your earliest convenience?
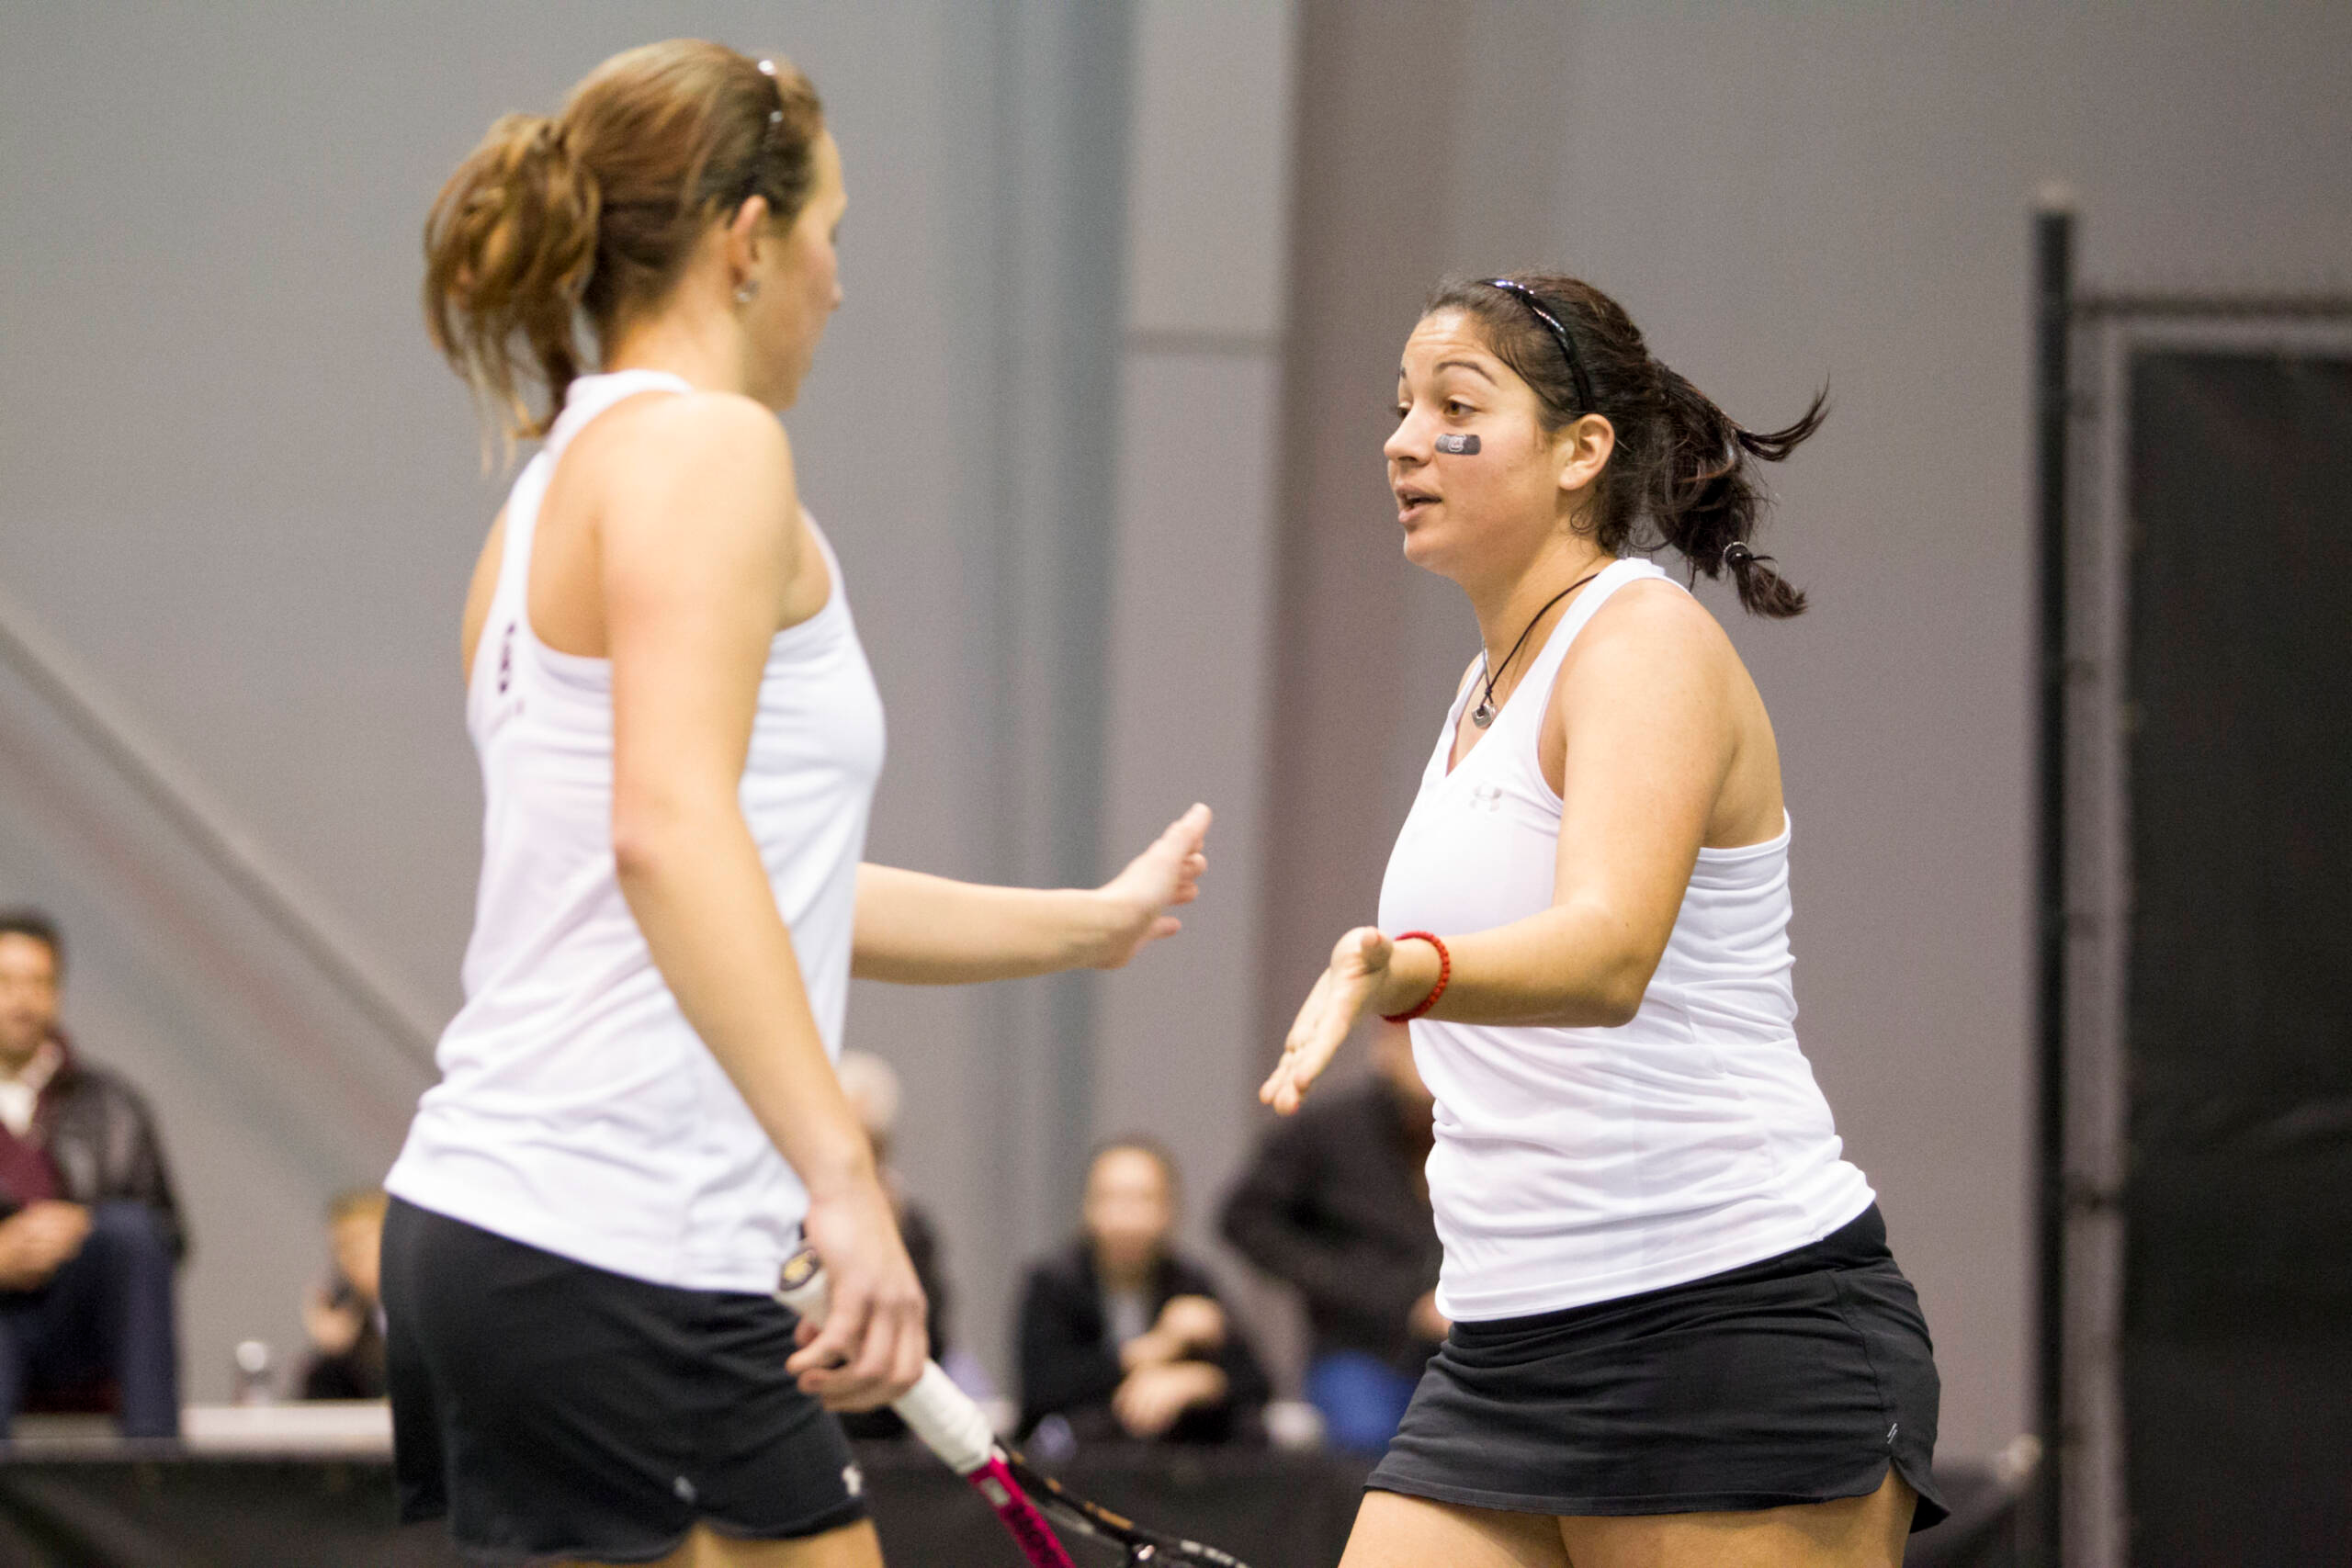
[2030,199,2352,1568]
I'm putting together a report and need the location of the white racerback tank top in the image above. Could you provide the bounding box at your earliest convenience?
[386,370,887,1292]
[1377,556,1872,1322]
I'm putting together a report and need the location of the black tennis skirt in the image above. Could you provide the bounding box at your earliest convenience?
[382,1199,867,1564]
[1369,1204,1948,1530]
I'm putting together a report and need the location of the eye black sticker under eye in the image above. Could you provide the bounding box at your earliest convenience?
[1435,433,1480,455]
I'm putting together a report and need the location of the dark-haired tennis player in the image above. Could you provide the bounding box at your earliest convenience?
[1262,274,1942,1568]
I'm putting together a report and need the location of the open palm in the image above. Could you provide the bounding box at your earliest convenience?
[1260,926,1395,1114]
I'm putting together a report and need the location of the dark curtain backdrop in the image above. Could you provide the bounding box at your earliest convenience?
[2120,349,2352,1564]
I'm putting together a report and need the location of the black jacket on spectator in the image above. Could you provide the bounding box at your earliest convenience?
[299,1289,386,1401]
[1219,1077,1440,1374]
[1017,1240,1270,1444]
[2,1037,187,1261]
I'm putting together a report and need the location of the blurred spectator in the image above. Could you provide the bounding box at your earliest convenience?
[0,909,185,1438]
[298,1188,387,1400]
[1019,1137,1268,1446]
[832,1051,988,1437]
[1220,1020,1442,1453]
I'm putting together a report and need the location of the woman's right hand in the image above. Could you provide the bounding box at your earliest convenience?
[1259,926,1397,1114]
[785,1174,928,1411]
[1113,1359,1228,1438]
[1120,1294,1228,1371]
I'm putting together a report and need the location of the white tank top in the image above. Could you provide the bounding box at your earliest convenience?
[1377,556,1872,1322]
[386,370,887,1292]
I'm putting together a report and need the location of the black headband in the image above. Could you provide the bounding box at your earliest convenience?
[1486,278,1596,415]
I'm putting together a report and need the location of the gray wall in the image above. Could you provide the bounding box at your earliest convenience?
[1099,0,1298,1355]
[1261,0,2352,1464]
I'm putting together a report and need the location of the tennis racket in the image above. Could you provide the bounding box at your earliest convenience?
[776,1248,1251,1567]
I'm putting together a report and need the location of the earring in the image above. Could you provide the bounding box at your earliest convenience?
[734,279,760,305]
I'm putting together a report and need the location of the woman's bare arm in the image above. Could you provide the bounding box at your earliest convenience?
[853,806,1210,984]
[1265,587,1749,1111]
[599,391,922,1406]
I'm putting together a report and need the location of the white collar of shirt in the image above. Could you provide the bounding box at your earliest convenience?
[0,1039,62,1140]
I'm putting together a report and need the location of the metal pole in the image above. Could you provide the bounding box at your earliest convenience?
[2029,189,2076,1568]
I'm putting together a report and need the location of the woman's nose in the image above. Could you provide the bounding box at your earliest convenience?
[1385,415,1425,464]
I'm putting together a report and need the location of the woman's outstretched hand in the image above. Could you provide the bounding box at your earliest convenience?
[1088,803,1212,969]
[1261,926,1396,1114]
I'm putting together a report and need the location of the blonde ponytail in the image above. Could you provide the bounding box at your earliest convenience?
[423,113,600,451]
[420,41,826,457]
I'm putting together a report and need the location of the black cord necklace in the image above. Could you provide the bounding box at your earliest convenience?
[1470,568,1606,728]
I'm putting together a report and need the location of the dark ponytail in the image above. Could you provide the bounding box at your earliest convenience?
[1425,273,1826,618]
[424,40,826,451]
[1650,359,1823,616]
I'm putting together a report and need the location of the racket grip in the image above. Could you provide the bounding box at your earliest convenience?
[775,1248,998,1475]
[775,1247,831,1321]
[895,1361,999,1475]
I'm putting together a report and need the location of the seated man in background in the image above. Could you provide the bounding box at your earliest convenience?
[0,910,185,1437]
[298,1188,387,1400]
[1220,1020,1442,1454]
[1019,1137,1268,1447]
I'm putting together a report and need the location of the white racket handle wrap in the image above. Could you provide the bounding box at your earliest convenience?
[889,1363,999,1476]
[775,1248,999,1476]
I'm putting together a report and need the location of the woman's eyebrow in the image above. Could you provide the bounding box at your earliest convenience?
[1433,359,1498,384]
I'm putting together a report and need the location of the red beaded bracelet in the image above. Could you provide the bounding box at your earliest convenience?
[1380,931,1452,1022]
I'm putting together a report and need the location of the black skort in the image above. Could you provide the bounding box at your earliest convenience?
[1370,1204,1948,1530]
[382,1198,866,1564]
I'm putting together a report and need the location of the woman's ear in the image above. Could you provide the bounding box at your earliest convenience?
[724,195,771,286]
[1556,412,1616,496]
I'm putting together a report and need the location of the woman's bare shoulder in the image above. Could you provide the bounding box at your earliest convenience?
[568,390,801,568]
[1569,576,1736,675]
[578,389,793,484]
[1542,575,1758,756]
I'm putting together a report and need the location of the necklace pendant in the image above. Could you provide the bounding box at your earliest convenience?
[1471,701,1496,728]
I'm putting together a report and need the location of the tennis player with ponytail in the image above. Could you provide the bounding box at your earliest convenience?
[1261,275,1944,1568]
[382,40,1208,1568]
